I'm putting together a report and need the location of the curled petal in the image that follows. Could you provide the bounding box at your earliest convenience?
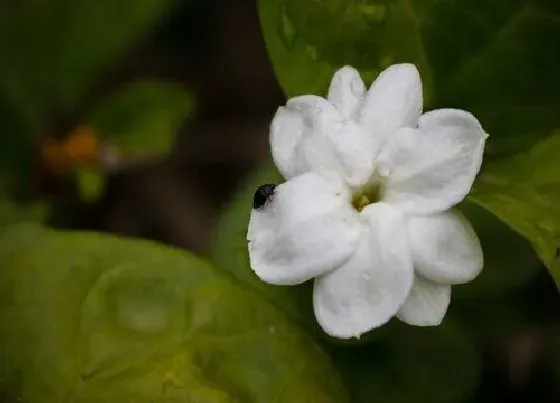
[378,109,488,214]
[407,209,483,284]
[359,63,423,153]
[313,203,413,339]
[247,171,360,286]
[397,275,451,326]
[327,66,366,120]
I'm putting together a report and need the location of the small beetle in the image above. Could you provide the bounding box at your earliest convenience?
[253,183,277,209]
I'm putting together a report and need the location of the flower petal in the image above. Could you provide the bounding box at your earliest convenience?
[271,94,374,187]
[269,106,304,179]
[397,275,451,326]
[270,95,337,179]
[327,66,366,120]
[419,108,484,132]
[298,120,374,188]
[313,202,413,339]
[359,63,423,152]
[247,171,361,286]
[408,210,483,284]
[378,110,488,214]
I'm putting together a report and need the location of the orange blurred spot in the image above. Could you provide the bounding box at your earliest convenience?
[64,125,100,162]
[41,125,101,174]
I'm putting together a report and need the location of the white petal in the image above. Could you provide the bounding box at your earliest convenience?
[247,171,360,286]
[419,108,484,132]
[327,66,366,120]
[272,94,374,187]
[378,110,488,214]
[270,95,338,179]
[397,275,451,326]
[359,63,423,152]
[408,210,483,284]
[298,120,374,187]
[313,203,413,339]
[270,106,307,179]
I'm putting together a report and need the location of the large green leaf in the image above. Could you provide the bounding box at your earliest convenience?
[0,224,348,403]
[470,132,560,287]
[258,0,560,157]
[0,0,174,119]
[90,81,195,158]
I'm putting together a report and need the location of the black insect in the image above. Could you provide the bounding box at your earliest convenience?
[253,183,277,209]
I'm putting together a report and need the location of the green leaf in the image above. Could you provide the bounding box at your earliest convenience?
[258,0,560,157]
[328,320,480,403]
[469,132,560,287]
[211,163,320,333]
[455,201,539,298]
[0,0,174,119]
[0,224,348,403]
[90,81,195,158]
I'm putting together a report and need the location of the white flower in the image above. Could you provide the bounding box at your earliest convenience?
[247,64,487,339]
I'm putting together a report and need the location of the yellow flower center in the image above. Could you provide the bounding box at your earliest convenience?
[352,183,381,212]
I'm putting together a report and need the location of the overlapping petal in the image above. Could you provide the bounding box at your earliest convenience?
[313,203,413,338]
[377,109,488,214]
[270,95,374,187]
[359,63,423,153]
[248,171,361,286]
[396,275,451,326]
[407,210,483,284]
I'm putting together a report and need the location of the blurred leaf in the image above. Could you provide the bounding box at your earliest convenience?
[258,0,560,157]
[329,320,480,403]
[0,198,49,227]
[0,0,174,119]
[90,81,194,158]
[470,132,560,287]
[0,224,347,403]
[75,165,106,203]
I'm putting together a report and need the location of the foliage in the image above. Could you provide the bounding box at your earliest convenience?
[0,224,347,403]
[471,133,560,285]
[90,81,195,159]
[0,0,174,119]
